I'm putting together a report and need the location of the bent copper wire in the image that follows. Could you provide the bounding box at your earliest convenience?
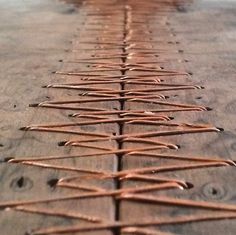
[58,174,188,189]
[73,114,114,120]
[65,61,167,69]
[55,69,126,74]
[119,194,236,212]
[44,79,192,87]
[60,144,169,152]
[63,143,115,152]
[53,79,164,86]
[13,161,228,182]
[24,116,175,128]
[119,174,188,188]
[57,182,183,195]
[63,137,178,149]
[78,76,161,82]
[46,81,198,88]
[70,55,185,63]
[0,183,183,210]
[55,70,188,77]
[76,114,171,121]
[124,152,235,165]
[80,92,165,98]
[127,99,208,110]
[59,62,183,75]
[56,182,106,192]
[7,146,172,163]
[11,206,102,223]
[30,212,236,235]
[18,119,214,129]
[117,113,171,118]
[0,183,186,219]
[16,161,108,176]
[30,99,207,109]
[127,120,210,126]
[43,85,169,95]
[69,107,206,117]
[78,40,179,45]
[108,162,231,179]
[122,227,176,235]
[58,126,222,144]
[29,95,169,107]
[78,76,160,83]
[45,85,201,94]
[19,126,110,138]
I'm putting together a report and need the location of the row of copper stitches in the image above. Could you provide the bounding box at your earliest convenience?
[4,0,236,235]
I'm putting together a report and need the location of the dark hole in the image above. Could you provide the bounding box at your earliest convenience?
[0,144,4,147]
[13,104,16,108]
[196,96,202,100]
[211,188,218,195]
[4,157,14,162]
[58,141,67,146]
[58,59,63,62]
[47,178,59,188]
[17,177,25,188]
[185,182,194,189]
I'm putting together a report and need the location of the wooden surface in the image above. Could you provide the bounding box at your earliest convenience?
[0,0,236,235]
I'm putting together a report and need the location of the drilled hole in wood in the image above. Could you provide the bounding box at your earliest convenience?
[196,96,202,100]
[58,141,66,146]
[47,178,59,188]
[17,177,25,188]
[211,188,218,195]
[10,176,33,191]
[185,182,194,189]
